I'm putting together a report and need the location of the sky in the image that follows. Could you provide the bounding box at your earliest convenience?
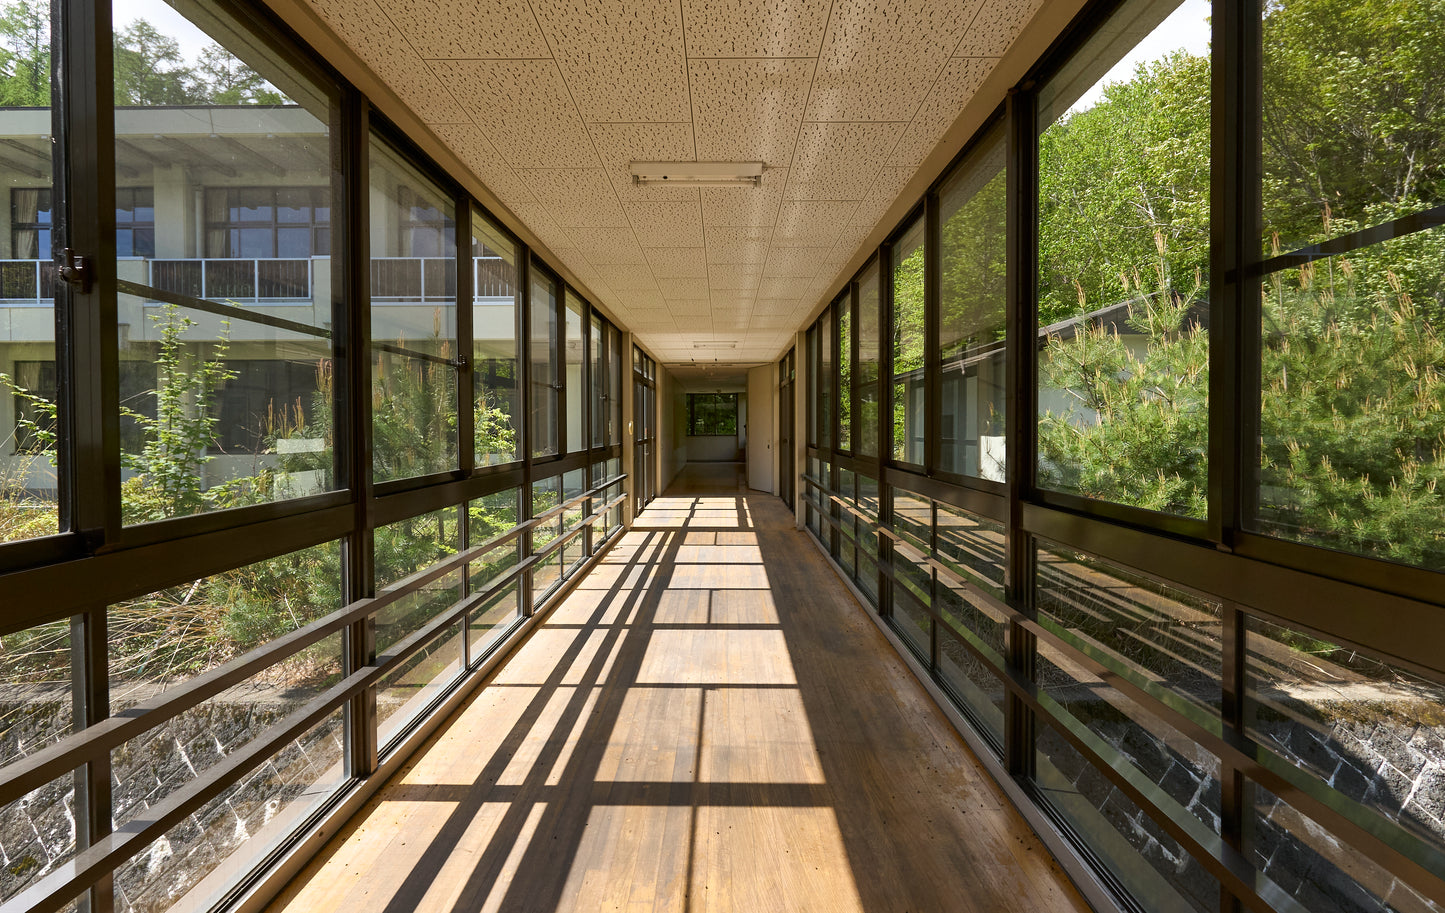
[116,0,212,64]
[1068,0,1211,115]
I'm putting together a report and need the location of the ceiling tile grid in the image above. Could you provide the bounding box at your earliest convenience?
[304,0,1043,362]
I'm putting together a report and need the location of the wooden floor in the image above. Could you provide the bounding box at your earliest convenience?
[266,463,1090,913]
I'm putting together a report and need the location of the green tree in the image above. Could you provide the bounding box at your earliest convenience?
[196,43,285,105]
[120,305,237,523]
[113,20,205,105]
[0,0,49,106]
[1039,51,1211,327]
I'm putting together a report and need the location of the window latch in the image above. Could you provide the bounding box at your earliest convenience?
[59,248,92,293]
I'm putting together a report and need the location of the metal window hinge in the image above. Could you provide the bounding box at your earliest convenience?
[59,248,92,293]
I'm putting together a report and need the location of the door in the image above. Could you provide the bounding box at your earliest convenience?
[746,365,774,491]
[778,348,795,509]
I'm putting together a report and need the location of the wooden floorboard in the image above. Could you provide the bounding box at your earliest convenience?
[266,462,1092,913]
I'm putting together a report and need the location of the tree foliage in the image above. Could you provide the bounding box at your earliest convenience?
[1036,0,1445,563]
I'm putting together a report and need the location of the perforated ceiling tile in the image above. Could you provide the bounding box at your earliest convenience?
[506,198,573,249]
[773,200,858,244]
[701,169,787,227]
[708,265,763,291]
[689,59,813,167]
[551,248,600,283]
[957,0,1047,57]
[764,247,824,279]
[625,308,678,329]
[595,264,660,291]
[681,0,832,57]
[307,0,469,125]
[658,277,711,300]
[829,222,876,259]
[805,0,985,122]
[750,310,800,328]
[645,247,709,278]
[623,201,706,248]
[385,0,550,59]
[566,227,649,264]
[519,169,627,228]
[529,0,690,123]
[587,123,699,202]
[888,57,998,167]
[430,59,598,168]
[620,290,668,309]
[850,165,917,228]
[706,239,770,265]
[785,121,906,201]
[757,276,815,299]
[430,123,535,207]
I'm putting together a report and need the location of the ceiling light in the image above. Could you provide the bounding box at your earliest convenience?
[693,341,737,349]
[630,162,764,187]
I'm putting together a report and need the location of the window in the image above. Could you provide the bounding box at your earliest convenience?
[1035,0,1211,519]
[369,138,458,483]
[204,187,330,258]
[938,123,1007,481]
[891,217,926,465]
[564,289,584,453]
[472,213,519,466]
[10,187,153,262]
[1250,0,1445,568]
[688,393,738,436]
[857,262,880,458]
[837,292,851,451]
[530,266,560,458]
[112,0,341,522]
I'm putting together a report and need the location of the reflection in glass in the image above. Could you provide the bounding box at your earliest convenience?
[110,1,341,523]
[565,290,584,454]
[1245,617,1445,860]
[857,262,881,457]
[473,214,519,465]
[891,219,926,465]
[0,0,59,540]
[370,139,458,483]
[837,293,851,451]
[531,270,559,458]
[939,124,1007,480]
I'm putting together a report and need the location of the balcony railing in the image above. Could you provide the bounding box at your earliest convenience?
[0,259,57,302]
[149,258,314,302]
[0,256,515,305]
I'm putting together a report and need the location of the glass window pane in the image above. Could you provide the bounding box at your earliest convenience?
[1036,541,1222,716]
[112,3,340,523]
[891,218,926,465]
[857,262,880,458]
[1253,235,1445,567]
[837,293,851,452]
[1035,0,1211,518]
[0,618,72,769]
[818,309,832,449]
[1260,0,1445,256]
[473,214,519,466]
[107,541,344,908]
[939,124,1007,480]
[1,0,58,542]
[530,269,559,458]
[370,139,458,483]
[590,313,604,448]
[1245,617,1445,860]
[565,290,584,453]
[1035,721,1220,913]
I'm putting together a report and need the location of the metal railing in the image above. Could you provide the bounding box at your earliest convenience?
[0,257,515,305]
[798,472,1445,913]
[0,475,626,913]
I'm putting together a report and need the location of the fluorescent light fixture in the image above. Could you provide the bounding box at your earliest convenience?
[630,161,764,187]
[693,341,737,349]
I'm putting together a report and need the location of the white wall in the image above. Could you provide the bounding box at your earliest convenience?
[657,367,688,490]
[746,364,774,491]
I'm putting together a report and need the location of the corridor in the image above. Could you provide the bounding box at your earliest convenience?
[265,464,1089,913]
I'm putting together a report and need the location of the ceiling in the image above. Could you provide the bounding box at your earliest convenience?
[298,0,1047,363]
